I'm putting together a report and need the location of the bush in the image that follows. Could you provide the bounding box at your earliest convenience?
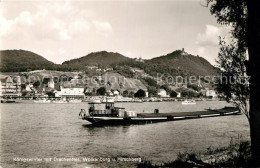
[123,90,129,97]
[160,84,171,93]
[97,87,106,96]
[187,84,200,91]
[134,89,146,98]
[148,87,158,97]
[143,78,158,87]
[170,91,178,98]
[33,80,41,88]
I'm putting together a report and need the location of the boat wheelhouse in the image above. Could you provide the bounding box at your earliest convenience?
[88,102,127,117]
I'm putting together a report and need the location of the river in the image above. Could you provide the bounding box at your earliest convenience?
[0,101,250,168]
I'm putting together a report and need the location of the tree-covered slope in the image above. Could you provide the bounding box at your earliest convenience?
[62,51,132,68]
[147,50,218,76]
[0,50,55,72]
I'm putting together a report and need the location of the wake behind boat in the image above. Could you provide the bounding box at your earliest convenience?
[79,101,240,125]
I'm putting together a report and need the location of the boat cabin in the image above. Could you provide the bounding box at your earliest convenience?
[88,102,125,117]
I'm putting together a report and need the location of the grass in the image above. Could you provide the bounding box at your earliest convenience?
[137,140,253,168]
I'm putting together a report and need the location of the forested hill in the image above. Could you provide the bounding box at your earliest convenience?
[62,51,132,68]
[0,49,218,77]
[147,50,218,76]
[0,50,56,72]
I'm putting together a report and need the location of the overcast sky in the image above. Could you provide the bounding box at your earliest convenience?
[0,0,231,65]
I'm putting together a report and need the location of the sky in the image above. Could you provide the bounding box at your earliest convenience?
[0,0,231,65]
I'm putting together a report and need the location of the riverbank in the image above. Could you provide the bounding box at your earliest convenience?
[137,140,252,168]
[0,96,220,104]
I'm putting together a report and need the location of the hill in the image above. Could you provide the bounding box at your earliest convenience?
[0,50,56,72]
[62,51,132,68]
[147,49,218,76]
[0,49,219,77]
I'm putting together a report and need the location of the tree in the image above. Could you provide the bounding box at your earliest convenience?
[160,84,171,94]
[46,91,55,97]
[170,90,178,98]
[187,83,200,91]
[143,78,158,87]
[33,80,41,88]
[148,87,158,97]
[215,39,250,118]
[134,89,146,98]
[96,87,106,96]
[21,84,26,90]
[122,90,129,97]
[207,0,260,164]
[42,78,50,85]
[129,91,135,98]
[176,88,198,98]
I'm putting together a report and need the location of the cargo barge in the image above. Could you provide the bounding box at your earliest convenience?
[79,102,240,125]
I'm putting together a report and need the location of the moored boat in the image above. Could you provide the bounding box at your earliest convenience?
[115,96,132,102]
[89,97,102,103]
[52,100,68,103]
[102,97,115,103]
[1,99,16,103]
[182,99,196,105]
[68,99,82,103]
[34,99,51,103]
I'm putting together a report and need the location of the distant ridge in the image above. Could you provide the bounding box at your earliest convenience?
[147,49,218,76]
[0,49,218,77]
[62,51,132,67]
[0,50,55,72]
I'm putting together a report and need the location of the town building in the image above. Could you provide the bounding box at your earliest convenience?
[0,76,21,98]
[134,57,145,62]
[48,78,55,89]
[205,88,218,98]
[56,86,85,99]
[105,67,113,71]
[113,90,120,95]
[177,92,181,98]
[157,89,170,98]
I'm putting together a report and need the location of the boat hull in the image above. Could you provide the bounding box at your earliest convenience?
[81,107,240,126]
[1,100,16,103]
[82,117,171,125]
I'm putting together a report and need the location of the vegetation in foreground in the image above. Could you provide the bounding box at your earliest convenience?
[137,140,253,168]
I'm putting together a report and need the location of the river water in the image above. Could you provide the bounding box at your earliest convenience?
[0,101,250,168]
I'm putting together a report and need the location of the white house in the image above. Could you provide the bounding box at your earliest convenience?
[206,88,218,98]
[145,91,149,98]
[113,90,120,95]
[158,89,169,98]
[57,86,85,99]
[25,84,33,92]
[107,90,114,96]
[48,78,54,89]
[177,92,181,98]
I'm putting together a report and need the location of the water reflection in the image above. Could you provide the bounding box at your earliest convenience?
[82,124,130,135]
